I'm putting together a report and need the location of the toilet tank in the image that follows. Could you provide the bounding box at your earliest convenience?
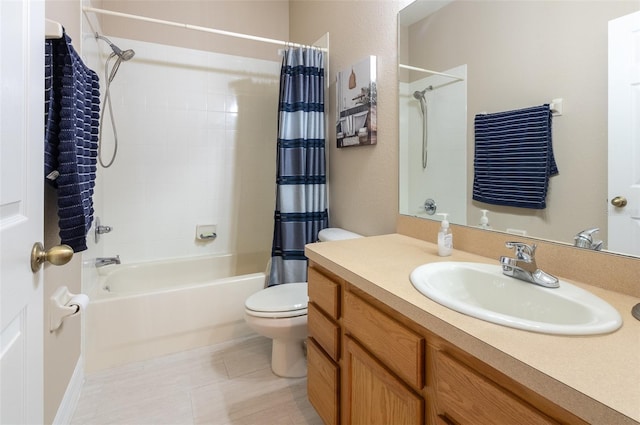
[318,228,362,242]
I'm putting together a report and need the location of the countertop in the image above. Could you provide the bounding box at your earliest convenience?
[305,234,640,425]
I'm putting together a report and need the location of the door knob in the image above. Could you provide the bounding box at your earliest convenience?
[611,196,628,208]
[30,243,73,272]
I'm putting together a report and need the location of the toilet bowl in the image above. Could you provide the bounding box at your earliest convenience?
[244,227,362,378]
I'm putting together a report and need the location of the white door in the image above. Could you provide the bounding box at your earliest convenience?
[608,10,640,256]
[0,0,45,423]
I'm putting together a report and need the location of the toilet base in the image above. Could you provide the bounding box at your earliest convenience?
[271,338,307,378]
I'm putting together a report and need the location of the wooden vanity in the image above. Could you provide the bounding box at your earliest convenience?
[305,234,640,425]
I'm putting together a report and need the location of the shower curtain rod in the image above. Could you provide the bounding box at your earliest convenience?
[83,7,325,51]
[399,63,464,81]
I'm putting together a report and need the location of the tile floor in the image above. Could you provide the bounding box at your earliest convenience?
[71,336,323,425]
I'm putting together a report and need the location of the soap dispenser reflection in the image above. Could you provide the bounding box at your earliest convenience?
[479,210,491,229]
[436,213,453,257]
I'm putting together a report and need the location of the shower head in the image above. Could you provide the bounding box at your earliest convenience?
[95,33,135,61]
[413,86,433,114]
[413,86,432,100]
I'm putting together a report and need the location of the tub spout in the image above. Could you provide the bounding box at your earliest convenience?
[96,256,121,267]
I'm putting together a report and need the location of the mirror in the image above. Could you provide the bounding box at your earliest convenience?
[398,0,640,257]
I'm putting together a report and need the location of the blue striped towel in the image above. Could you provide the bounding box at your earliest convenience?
[472,104,558,209]
[45,31,100,252]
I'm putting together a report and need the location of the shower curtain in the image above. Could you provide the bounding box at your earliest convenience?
[268,47,328,287]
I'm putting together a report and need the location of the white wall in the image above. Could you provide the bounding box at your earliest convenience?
[93,37,279,264]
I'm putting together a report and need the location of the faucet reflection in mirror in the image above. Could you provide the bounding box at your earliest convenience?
[574,228,603,251]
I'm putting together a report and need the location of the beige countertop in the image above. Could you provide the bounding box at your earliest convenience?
[305,233,640,425]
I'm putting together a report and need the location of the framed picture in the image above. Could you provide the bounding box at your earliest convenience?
[336,56,377,148]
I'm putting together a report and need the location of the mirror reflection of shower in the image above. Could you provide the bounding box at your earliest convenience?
[95,33,136,168]
[413,86,432,169]
[398,64,467,222]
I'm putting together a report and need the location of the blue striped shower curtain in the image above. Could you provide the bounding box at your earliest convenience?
[268,47,329,287]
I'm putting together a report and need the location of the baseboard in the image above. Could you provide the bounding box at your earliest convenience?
[52,356,84,425]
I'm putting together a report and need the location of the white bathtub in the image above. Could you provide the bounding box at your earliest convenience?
[85,253,269,372]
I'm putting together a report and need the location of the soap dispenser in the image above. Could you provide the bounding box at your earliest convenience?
[479,210,491,229]
[436,213,453,256]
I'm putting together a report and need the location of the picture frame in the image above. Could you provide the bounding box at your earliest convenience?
[336,56,377,148]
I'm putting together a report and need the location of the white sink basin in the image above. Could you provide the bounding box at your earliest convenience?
[409,262,622,335]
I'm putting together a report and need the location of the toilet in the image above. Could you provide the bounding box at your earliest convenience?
[244,227,362,378]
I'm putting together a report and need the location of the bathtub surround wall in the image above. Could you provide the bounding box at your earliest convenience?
[94,36,279,266]
[399,65,467,223]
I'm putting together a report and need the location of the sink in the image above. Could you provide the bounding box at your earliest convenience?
[409,262,622,335]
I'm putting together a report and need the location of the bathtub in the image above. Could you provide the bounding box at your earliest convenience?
[85,253,269,372]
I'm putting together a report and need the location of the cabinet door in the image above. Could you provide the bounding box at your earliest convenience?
[344,337,423,425]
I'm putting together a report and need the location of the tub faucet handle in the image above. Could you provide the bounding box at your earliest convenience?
[94,217,113,244]
[97,224,112,234]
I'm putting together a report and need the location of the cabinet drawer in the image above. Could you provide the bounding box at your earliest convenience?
[344,291,424,389]
[307,338,339,425]
[308,302,340,361]
[435,350,555,425]
[308,266,340,320]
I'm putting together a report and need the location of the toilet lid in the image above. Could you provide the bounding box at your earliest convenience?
[245,282,308,317]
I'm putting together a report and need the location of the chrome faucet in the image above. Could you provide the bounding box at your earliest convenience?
[574,228,603,251]
[95,256,121,267]
[499,242,559,288]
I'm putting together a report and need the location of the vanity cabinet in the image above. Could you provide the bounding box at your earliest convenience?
[307,262,588,425]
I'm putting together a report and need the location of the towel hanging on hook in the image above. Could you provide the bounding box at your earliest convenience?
[45,30,100,251]
[45,18,63,39]
[472,104,558,209]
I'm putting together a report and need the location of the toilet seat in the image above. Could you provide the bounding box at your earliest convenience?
[245,282,308,319]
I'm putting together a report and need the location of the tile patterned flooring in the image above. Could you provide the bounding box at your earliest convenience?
[71,336,323,425]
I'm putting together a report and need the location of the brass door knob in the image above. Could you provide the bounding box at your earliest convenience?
[30,243,73,272]
[611,196,628,208]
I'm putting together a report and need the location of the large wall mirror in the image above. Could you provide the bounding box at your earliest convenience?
[399,0,640,258]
